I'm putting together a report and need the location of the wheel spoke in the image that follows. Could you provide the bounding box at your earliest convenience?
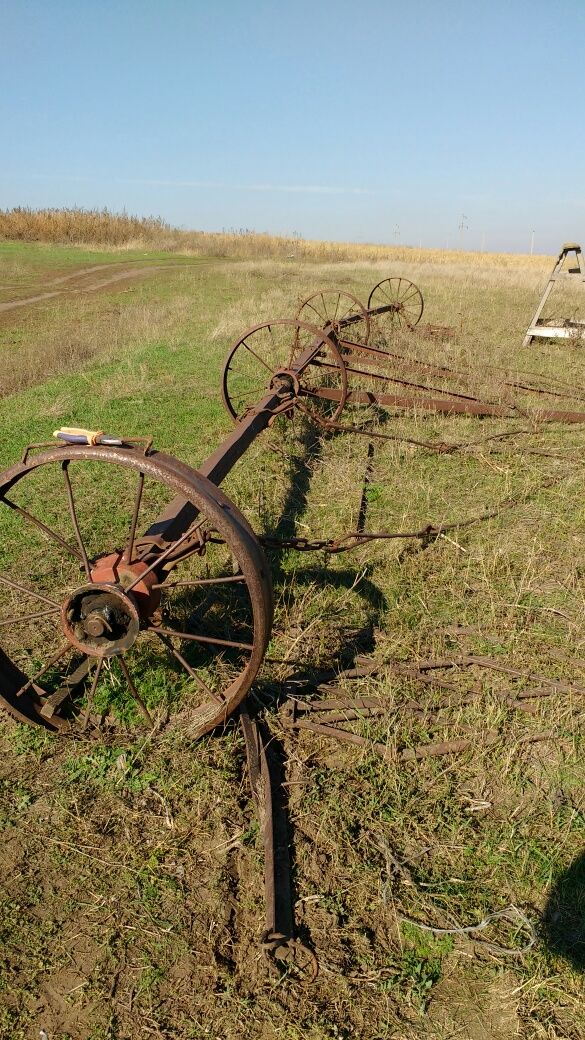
[15,642,72,698]
[305,302,325,325]
[0,573,60,608]
[125,472,144,564]
[62,462,92,580]
[1,497,83,562]
[288,326,301,368]
[81,656,104,730]
[118,655,153,725]
[242,338,274,375]
[268,326,285,372]
[148,625,254,652]
[232,384,267,401]
[124,519,206,594]
[153,629,225,704]
[159,536,224,575]
[0,607,60,627]
[402,287,421,303]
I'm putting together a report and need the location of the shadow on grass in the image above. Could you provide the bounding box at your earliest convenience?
[264,417,324,583]
[264,416,388,681]
[542,851,585,970]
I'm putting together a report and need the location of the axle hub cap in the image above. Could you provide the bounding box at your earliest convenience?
[62,583,140,657]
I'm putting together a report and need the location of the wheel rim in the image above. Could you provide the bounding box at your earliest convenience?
[0,445,272,737]
[295,290,370,345]
[221,319,348,427]
[367,278,424,336]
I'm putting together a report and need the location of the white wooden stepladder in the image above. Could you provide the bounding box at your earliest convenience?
[523,242,585,346]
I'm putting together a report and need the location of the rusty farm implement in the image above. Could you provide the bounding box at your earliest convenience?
[2,275,585,734]
[2,275,585,974]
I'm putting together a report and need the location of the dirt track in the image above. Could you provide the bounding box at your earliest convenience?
[0,261,200,315]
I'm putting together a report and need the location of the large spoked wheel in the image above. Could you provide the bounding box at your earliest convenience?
[295,290,370,345]
[0,445,272,738]
[367,278,424,338]
[221,319,348,427]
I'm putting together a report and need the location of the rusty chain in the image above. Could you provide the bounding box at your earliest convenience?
[259,470,571,556]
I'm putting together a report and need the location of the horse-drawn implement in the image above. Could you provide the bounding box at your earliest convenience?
[2,276,585,738]
[2,275,585,975]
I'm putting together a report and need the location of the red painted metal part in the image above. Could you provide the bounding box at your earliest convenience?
[90,553,161,619]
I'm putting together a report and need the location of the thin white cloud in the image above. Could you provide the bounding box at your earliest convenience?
[113,177,373,195]
[1,172,373,195]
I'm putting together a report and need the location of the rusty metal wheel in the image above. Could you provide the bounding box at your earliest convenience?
[367,277,424,336]
[295,290,370,344]
[221,319,348,427]
[0,445,272,737]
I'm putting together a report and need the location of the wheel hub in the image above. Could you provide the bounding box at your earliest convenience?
[270,369,300,399]
[62,583,140,657]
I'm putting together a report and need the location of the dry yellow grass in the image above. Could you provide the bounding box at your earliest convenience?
[0,205,554,270]
[175,229,554,271]
[0,206,169,246]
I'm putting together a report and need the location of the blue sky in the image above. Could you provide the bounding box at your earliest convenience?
[1,0,583,253]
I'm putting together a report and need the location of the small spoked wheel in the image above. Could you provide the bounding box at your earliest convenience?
[367,278,424,338]
[295,290,370,345]
[0,445,272,737]
[221,319,348,427]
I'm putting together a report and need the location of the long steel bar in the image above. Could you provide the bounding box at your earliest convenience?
[312,321,585,423]
[312,357,484,402]
[312,386,513,418]
[240,707,293,947]
[339,312,585,402]
[312,386,585,423]
[340,334,585,399]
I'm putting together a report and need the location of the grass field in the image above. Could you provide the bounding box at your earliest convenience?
[1,236,585,1040]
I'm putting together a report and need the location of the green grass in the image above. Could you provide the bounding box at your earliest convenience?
[1,245,585,1038]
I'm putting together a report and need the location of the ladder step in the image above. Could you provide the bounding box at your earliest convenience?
[528,324,585,340]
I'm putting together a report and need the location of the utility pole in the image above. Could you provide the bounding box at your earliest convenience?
[530,230,535,255]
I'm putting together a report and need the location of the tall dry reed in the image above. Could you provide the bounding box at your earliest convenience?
[0,206,553,269]
[0,206,169,246]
